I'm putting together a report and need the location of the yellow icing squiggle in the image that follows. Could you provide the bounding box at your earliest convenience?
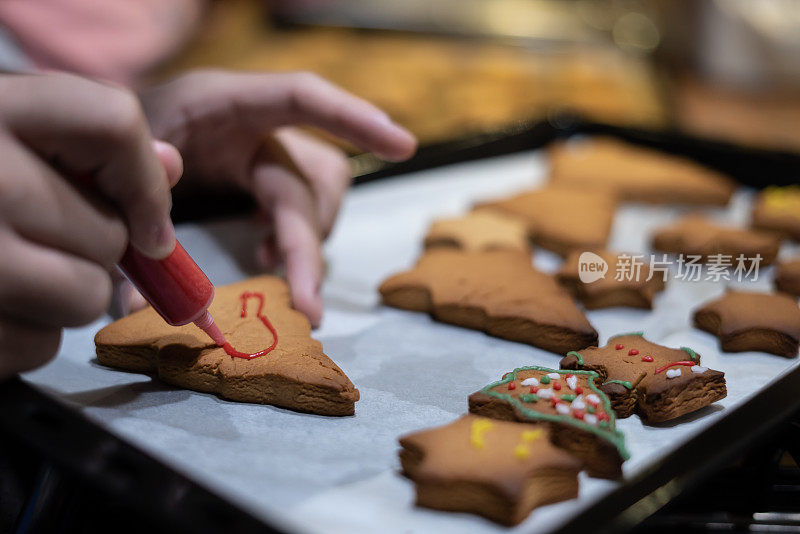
[470,419,493,449]
[513,428,543,459]
[763,186,800,215]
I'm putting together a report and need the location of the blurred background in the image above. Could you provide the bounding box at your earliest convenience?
[151,0,800,155]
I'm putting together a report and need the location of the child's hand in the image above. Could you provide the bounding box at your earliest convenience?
[141,70,417,326]
[0,72,180,379]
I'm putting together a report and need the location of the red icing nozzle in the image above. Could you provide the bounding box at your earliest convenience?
[193,310,226,347]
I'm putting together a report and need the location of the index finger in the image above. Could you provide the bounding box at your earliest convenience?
[225,72,417,162]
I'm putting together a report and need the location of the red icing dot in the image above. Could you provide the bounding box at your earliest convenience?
[550,397,561,407]
[574,386,583,395]
[553,382,562,391]
[615,344,624,350]
[508,381,516,390]
[597,412,610,421]
[573,410,585,420]
[566,374,574,379]
[628,349,639,356]
[530,386,538,394]
[641,355,654,362]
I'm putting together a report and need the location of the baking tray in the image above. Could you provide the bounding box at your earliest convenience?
[350,114,800,189]
[4,142,800,533]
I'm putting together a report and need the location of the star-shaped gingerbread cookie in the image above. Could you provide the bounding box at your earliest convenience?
[693,291,800,358]
[95,276,359,415]
[557,250,666,309]
[399,415,580,526]
[477,186,616,256]
[379,249,598,354]
[752,185,800,241]
[469,366,628,479]
[652,216,780,266]
[424,210,530,253]
[548,137,735,205]
[559,334,727,423]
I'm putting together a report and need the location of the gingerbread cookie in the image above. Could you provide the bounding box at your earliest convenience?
[95,276,359,416]
[693,291,800,358]
[652,216,780,267]
[557,250,666,309]
[752,186,800,241]
[776,260,800,298]
[399,415,580,526]
[379,249,598,354]
[477,186,616,256]
[469,366,628,479]
[424,211,530,253]
[549,137,735,205]
[560,334,727,423]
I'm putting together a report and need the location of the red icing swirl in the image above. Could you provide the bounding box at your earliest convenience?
[222,291,278,360]
[654,360,695,375]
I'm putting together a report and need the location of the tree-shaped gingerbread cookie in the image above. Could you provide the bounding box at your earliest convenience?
[469,366,629,479]
[95,275,359,416]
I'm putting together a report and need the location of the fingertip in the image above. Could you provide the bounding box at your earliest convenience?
[152,218,177,259]
[292,283,322,328]
[371,117,417,162]
[152,139,184,188]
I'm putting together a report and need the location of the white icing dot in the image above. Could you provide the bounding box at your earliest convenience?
[566,376,578,390]
[666,369,682,379]
[691,365,708,374]
[584,414,598,425]
[556,404,570,415]
[537,388,554,399]
[585,394,601,405]
[571,400,586,411]
[547,373,561,380]
[521,377,539,387]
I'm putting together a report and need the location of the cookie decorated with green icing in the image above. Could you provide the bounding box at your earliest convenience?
[399,415,580,526]
[469,366,628,479]
[559,334,726,423]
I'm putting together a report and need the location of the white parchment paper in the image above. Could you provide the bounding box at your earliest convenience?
[22,149,800,533]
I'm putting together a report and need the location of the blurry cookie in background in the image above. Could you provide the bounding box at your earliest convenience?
[548,137,735,206]
[557,250,666,309]
[694,291,800,358]
[652,216,781,267]
[775,260,800,298]
[379,249,598,354]
[751,186,800,241]
[424,211,530,253]
[477,187,617,257]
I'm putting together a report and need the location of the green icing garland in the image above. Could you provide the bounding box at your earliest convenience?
[680,346,699,362]
[602,379,633,390]
[565,350,584,365]
[481,366,630,460]
[612,331,644,338]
